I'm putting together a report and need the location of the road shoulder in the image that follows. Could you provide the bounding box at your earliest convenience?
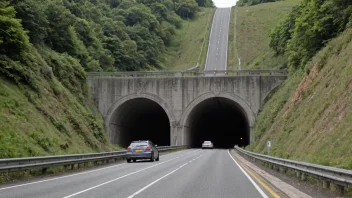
[229,149,311,198]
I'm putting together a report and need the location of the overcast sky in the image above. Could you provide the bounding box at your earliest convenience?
[212,0,238,8]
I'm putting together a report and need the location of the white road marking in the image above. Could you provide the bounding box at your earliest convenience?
[225,8,231,70]
[227,150,269,198]
[0,150,193,191]
[127,154,204,198]
[63,150,201,198]
[0,164,125,191]
[204,8,218,70]
[126,163,188,198]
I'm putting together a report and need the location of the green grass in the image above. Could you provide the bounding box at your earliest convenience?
[0,69,119,159]
[161,8,215,70]
[228,0,300,70]
[248,28,352,170]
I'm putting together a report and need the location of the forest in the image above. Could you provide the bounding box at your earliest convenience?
[270,0,352,71]
[0,0,212,93]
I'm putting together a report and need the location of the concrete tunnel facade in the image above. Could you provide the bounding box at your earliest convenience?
[88,75,287,148]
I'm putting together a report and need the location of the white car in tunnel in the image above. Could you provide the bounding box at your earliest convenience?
[202,141,214,149]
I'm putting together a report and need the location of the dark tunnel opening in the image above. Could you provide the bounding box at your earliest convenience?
[109,98,170,148]
[185,97,249,148]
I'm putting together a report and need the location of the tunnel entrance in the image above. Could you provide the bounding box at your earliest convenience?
[185,97,249,148]
[109,98,170,148]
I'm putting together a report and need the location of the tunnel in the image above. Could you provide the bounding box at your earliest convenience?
[184,97,250,148]
[108,98,170,148]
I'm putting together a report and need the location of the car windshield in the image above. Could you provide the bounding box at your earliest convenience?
[204,141,211,144]
[130,142,148,147]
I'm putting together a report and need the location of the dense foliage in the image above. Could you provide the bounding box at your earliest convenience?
[0,0,212,93]
[237,0,278,6]
[270,0,352,71]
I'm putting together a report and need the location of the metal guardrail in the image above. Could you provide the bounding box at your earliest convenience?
[235,146,352,192]
[87,69,288,78]
[0,145,187,173]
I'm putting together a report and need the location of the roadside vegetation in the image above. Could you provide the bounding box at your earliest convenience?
[162,7,215,70]
[228,0,300,70]
[237,0,281,6]
[0,0,213,159]
[242,0,352,169]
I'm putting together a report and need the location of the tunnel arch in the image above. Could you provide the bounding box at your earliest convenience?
[180,92,256,148]
[105,93,175,147]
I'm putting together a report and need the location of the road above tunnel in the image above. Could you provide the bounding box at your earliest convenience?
[0,150,273,198]
[205,8,231,75]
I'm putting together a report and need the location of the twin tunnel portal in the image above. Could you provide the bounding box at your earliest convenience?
[88,74,287,149]
[109,97,249,148]
[87,7,287,149]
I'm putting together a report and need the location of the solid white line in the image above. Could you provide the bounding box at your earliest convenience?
[62,150,200,198]
[227,150,269,198]
[204,8,217,70]
[126,163,188,198]
[0,150,192,191]
[127,154,204,198]
[63,158,178,198]
[0,164,126,192]
[225,8,231,71]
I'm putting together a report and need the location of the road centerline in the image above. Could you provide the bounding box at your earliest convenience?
[126,154,204,198]
[62,150,201,198]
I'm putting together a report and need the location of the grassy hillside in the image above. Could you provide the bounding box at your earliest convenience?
[162,8,215,70]
[248,28,352,169]
[0,49,119,159]
[0,1,213,160]
[228,0,300,70]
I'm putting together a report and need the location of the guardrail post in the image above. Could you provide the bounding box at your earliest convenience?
[301,173,307,181]
[335,184,344,196]
[279,167,287,174]
[296,171,301,178]
[322,180,330,189]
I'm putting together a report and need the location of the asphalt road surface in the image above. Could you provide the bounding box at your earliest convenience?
[0,150,273,198]
[204,8,231,76]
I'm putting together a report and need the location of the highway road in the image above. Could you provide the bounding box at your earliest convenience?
[0,150,273,198]
[205,8,231,76]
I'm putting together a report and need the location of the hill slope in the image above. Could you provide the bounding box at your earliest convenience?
[0,0,212,159]
[228,0,300,70]
[162,8,215,70]
[248,28,352,169]
[0,47,119,158]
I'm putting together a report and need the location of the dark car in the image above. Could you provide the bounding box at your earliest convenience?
[126,141,159,163]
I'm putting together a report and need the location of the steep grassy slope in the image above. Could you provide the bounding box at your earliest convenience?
[248,29,352,169]
[228,0,300,70]
[162,8,215,70]
[0,47,119,159]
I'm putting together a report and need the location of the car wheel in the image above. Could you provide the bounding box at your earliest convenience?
[133,159,136,162]
[127,159,131,163]
[150,153,154,162]
[156,154,159,161]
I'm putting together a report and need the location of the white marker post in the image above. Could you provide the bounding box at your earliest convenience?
[267,141,271,156]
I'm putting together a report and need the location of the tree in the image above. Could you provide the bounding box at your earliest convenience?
[176,0,198,19]
[13,0,49,43]
[0,1,29,57]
